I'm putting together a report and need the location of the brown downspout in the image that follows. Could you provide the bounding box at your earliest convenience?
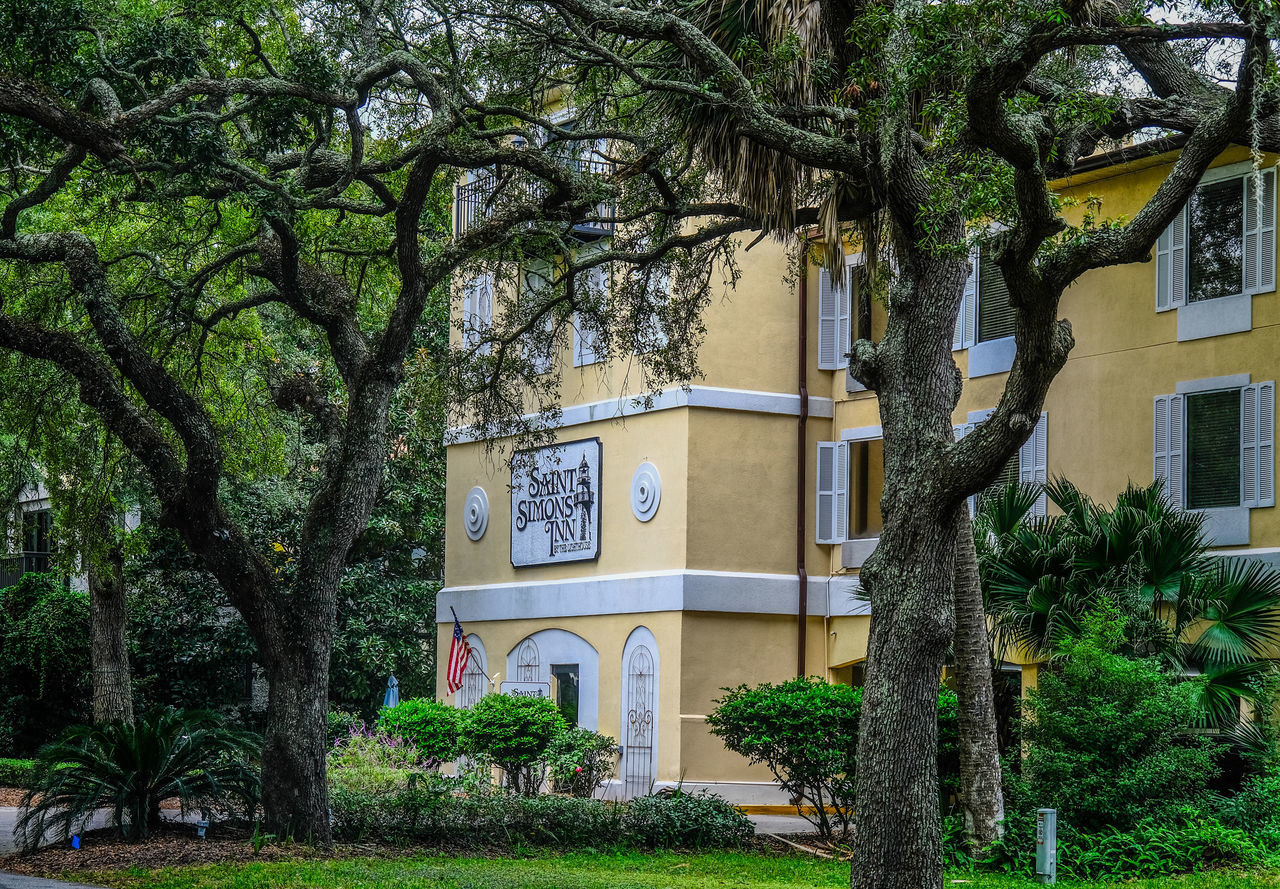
[796,246,809,678]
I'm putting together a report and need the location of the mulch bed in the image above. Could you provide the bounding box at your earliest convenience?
[0,787,27,806]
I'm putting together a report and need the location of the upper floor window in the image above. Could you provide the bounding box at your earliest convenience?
[1154,380,1274,513]
[955,410,1048,517]
[573,261,608,367]
[21,508,52,555]
[1156,166,1276,341]
[953,247,1012,350]
[462,273,494,354]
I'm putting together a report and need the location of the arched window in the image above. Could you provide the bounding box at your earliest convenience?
[458,635,488,709]
[622,628,659,798]
[516,638,540,682]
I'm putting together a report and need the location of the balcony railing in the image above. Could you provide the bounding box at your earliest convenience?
[454,159,616,240]
[0,551,52,589]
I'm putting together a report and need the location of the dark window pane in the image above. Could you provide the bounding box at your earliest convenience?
[22,509,52,554]
[1187,389,1241,509]
[1188,179,1243,303]
[977,252,1014,343]
[551,663,580,725]
[848,439,884,539]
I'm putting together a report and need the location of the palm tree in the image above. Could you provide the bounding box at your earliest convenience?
[976,478,1280,728]
[16,708,260,850]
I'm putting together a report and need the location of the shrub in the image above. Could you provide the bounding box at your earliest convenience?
[0,574,91,754]
[708,677,958,840]
[622,788,754,849]
[0,758,35,788]
[16,709,260,849]
[1216,772,1280,839]
[460,694,567,795]
[327,709,363,746]
[377,699,460,762]
[1020,607,1221,831]
[547,727,617,798]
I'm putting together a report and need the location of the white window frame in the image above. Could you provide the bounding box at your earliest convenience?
[573,259,608,367]
[1156,162,1277,342]
[817,256,855,371]
[1154,375,1275,546]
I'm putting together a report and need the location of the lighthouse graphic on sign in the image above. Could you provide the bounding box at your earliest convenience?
[574,452,594,541]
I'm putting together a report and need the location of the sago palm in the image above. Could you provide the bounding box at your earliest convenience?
[16,708,260,850]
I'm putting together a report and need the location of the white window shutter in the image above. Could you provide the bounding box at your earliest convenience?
[836,268,852,370]
[818,268,838,369]
[1154,394,1185,508]
[462,280,476,348]
[574,314,602,366]
[1243,382,1275,508]
[833,441,848,542]
[954,249,977,350]
[1019,413,1049,516]
[1246,169,1276,295]
[816,442,837,543]
[1155,205,1187,312]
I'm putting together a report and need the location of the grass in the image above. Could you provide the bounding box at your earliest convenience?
[81,850,1280,889]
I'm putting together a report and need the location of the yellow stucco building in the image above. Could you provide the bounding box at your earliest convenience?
[439,142,1280,802]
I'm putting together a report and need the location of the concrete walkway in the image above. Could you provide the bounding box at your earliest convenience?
[746,812,819,835]
[0,874,104,889]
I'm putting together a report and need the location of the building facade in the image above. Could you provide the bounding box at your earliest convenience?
[439,143,1280,801]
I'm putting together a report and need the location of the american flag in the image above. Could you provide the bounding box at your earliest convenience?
[446,610,470,695]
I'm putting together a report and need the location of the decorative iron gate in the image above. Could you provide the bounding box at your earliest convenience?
[623,645,654,798]
[517,638,541,681]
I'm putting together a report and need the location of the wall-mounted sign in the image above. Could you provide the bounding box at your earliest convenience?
[499,680,552,699]
[511,438,602,567]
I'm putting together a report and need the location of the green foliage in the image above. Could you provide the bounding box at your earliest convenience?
[1216,772,1280,841]
[621,789,754,849]
[16,708,261,849]
[0,757,35,788]
[0,573,90,755]
[377,699,460,763]
[327,710,363,746]
[460,694,569,796]
[978,478,1280,728]
[708,677,958,840]
[1019,607,1221,832]
[547,727,618,798]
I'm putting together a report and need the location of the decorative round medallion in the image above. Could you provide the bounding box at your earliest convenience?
[630,462,661,522]
[464,486,490,540]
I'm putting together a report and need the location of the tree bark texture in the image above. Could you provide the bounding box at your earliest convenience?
[260,634,333,840]
[88,543,133,725]
[950,504,1004,852]
[852,246,969,889]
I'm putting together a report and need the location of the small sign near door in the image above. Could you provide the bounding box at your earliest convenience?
[499,680,552,699]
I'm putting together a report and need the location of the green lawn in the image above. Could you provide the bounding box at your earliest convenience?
[81,851,1280,889]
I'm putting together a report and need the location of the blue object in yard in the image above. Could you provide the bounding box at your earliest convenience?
[71,836,80,850]
[383,674,400,709]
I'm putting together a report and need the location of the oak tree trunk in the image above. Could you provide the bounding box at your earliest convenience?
[88,543,133,725]
[260,634,332,841]
[950,504,1004,852]
[851,250,967,889]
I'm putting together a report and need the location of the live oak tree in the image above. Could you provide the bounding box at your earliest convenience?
[481,0,1280,887]
[0,0,750,839]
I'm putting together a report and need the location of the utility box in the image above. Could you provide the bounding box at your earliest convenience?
[1035,808,1057,884]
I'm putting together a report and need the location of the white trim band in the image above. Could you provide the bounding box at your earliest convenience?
[446,386,835,445]
[438,569,843,622]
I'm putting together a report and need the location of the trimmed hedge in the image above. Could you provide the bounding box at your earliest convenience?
[0,758,35,788]
[329,777,752,850]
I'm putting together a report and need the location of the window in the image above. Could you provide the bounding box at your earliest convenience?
[573,261,608,366]
[1154,382,1275,512]
[551,663,580,725]
[521,262,556,375]
[847,438,883,539]
[953,247,1013,350]
[817,262,853,370]
[1157,167,1276,312]
[816,441,848,544]
[955,412,1049,517]
[463,273,494,353]
[21,508,52,555]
